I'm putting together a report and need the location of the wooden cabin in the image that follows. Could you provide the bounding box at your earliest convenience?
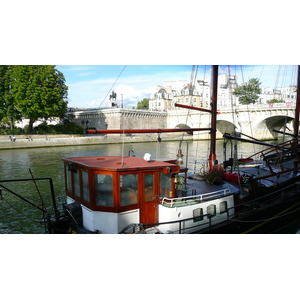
[62,156,180,233]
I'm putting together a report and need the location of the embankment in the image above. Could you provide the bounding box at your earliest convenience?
[0,133,191,150]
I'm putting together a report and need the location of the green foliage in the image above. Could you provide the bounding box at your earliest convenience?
[33,123,56,134]
[34,122,84,134]
[137,98,149,109]
[0,127,24,135]
[232,78,262,105]
[267,99,284,103]
[0,65,68,133]
[0,65,22,129]
[0,122,84,135]
[12,65,68,132]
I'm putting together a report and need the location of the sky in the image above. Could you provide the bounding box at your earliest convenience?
[56,65,298,109]
[2,2,298,110]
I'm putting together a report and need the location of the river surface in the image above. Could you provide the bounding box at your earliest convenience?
[0,139,266,234]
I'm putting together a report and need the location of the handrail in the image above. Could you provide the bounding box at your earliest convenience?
[161,188,232,207]
[120,181,300,233]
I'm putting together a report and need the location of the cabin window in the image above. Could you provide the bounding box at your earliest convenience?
[120,174,138,206]
[82,171,90,202]
[207,204,216,218]
[95,174,113,207]
[144,174,154,202]
[74,169,81,197]
[160,173,172,198]
[66,167,72,192]
[193,208,203,222]
[219,201,228,214]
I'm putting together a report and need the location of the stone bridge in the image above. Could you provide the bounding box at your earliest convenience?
[168,104,296,140]
[67,108,167,133]
[68,104,297,140]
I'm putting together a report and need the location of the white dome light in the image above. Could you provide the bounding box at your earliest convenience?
[143,153,151,162]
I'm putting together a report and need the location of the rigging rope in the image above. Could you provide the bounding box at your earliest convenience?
[227,66,243,191]
[99,65,127,108]
[258,65,265,83]
[194,66,207,174]
[180,65,199,142]
[121,111,126,167]
[231,204,300,223]
[274,65,282,90]
[155,133,161,160]
[239,65,257,155]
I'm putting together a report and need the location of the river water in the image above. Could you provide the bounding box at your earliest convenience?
[0,139,266,234]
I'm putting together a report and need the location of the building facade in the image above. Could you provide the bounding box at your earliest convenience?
[149,74,296,111]
[149,74,239,111]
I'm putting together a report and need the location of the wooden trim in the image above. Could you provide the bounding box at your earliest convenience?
[64,163,178,213]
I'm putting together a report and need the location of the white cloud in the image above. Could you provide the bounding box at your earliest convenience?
[77,72,93,77]
[114,84,155,108]
[115,84,140,99]
[66,73,177,108]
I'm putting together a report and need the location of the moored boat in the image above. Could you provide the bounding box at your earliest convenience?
[47,65,300,234]
[2,65,300,234]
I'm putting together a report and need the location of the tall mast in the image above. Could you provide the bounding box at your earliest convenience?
[294,65,300,137]
[208,65,219,170]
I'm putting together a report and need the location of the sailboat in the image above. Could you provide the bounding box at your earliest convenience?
[1,65,300,233]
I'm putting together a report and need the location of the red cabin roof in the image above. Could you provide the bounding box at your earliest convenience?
[63,156,181,173]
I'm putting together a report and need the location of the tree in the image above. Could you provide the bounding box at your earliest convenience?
[267,99,284,103]
[0,65,22,129]
[12,65,68,133]
[232,78,262,105]
[137,98,149,109]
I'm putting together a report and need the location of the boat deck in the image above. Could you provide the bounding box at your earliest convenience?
[183,173,240,197]
[238,160,298,185]
[180,158,299,201]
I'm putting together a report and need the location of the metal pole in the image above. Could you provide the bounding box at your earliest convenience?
[293,65,300,137]
[208,65,219,171]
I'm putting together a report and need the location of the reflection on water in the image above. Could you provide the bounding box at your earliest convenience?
[0,139,268,233]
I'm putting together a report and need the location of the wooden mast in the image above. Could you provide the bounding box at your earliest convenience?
[294,65,300,137]
[208,65,219,170]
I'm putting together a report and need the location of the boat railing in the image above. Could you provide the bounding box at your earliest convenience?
[161,188,232,207]
[120,180,300,234]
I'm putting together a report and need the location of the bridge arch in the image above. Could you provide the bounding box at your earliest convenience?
[216,120,237,136]
[175,123,193,134]
[253,115,294,139]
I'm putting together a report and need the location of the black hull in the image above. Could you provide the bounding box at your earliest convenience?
[196,193,300,234]
[48,187,300,234]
